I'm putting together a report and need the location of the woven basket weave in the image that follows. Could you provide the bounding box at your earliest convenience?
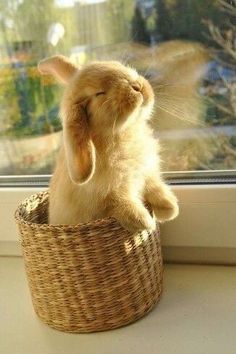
[15,191,163,333]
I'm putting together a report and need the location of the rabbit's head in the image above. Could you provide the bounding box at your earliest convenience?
[38,56,154,184]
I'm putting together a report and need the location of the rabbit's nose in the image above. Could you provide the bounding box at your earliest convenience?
[131,81,142,92]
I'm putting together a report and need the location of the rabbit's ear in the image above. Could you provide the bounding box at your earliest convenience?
[38,55,78,84]
[63,104,96,185]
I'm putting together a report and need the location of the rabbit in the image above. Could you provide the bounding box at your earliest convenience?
[38,55,179,232]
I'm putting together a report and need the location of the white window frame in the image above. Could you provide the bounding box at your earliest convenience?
[1,180,236,264]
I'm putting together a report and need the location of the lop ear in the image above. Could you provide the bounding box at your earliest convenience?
[63,103,96,185]
[38,55,78,84]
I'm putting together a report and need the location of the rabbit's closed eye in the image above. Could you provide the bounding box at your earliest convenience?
[95,92,105,97]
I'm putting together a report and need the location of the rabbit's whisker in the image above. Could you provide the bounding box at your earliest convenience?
[156,92,200,100]
[154,101,205,126]
[112,114,118,141]
[157,96,201,109]
[150,82,201,88]
[156,98,202,115]
[95,97,113,117]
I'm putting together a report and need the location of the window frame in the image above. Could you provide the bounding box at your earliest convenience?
[1,170,236,188]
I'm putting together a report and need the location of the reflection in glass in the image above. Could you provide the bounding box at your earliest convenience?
[0,0,235,175]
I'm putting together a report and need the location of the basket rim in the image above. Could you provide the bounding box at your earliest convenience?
[14,190,136,233]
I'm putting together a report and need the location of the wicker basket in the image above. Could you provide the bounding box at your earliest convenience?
[15,191,163,333]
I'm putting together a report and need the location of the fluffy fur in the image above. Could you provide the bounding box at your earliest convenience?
[38,56,179,232]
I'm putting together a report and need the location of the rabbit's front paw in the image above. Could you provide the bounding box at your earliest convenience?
[119,207,156,233]
[153,196,179,222]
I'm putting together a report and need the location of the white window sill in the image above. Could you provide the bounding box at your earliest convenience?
[0,184,236,264]
[1,257,236,354]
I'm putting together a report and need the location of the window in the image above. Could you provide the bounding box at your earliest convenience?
[0,0,235,178]
[0,1,236,263]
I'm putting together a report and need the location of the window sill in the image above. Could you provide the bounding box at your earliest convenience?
[1,257,236,354]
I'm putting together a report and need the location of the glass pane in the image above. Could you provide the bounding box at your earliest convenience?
[0,0,235,175]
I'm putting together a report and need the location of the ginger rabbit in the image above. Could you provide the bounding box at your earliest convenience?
[38,56,179,232]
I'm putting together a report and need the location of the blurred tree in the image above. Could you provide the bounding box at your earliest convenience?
[131,5,150,44]
[173,0,224,44]
[204,0,236,125]
[107,1,130,43]
[154,0,225,45]
[155,0,172,41]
